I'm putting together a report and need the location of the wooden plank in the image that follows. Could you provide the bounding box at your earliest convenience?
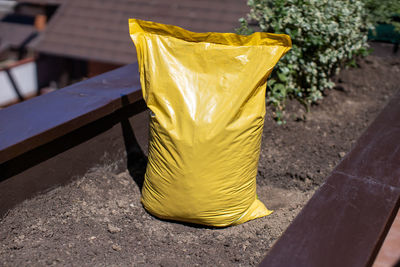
[0,63,142,164]
[260,90,400,267]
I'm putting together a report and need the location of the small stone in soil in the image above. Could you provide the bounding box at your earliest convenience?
[107,224,121,233]
[338,151,346,158]
[112,244,122,251]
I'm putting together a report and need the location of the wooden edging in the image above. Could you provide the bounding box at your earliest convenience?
[260,90,400,267]
[0,63,142,164]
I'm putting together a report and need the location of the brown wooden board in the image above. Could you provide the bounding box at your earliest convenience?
[0,63,142,165]
[260,91,400,267]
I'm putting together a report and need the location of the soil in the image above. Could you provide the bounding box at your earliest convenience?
[1,42,399,266]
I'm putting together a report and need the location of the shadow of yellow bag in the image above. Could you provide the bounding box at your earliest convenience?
[129,19,291,227]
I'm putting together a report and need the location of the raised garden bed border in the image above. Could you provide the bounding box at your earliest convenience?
[0,63,399,266]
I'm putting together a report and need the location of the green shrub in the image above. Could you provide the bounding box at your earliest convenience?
[363,0,400,32]
[238,0,370,122]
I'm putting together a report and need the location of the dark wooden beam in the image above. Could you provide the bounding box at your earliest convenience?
[0,63,142,164]
[260,91,400,267]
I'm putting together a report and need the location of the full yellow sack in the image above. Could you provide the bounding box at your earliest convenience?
[129,19,291,227]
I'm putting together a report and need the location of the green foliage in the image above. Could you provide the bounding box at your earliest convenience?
[238,0,371,120]
[363,0,400,32]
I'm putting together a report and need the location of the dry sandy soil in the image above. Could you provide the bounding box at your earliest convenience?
[1,42,399,266]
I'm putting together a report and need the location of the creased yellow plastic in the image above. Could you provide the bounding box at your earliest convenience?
[129,19,291,227]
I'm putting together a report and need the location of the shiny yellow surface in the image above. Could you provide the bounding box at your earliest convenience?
[129,19,291,227]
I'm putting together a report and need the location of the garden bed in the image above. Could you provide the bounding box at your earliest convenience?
[0,42,399,266]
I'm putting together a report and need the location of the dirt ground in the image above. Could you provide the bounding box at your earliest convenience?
[1,42,399,266]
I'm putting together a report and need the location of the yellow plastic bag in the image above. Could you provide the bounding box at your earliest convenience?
[129,19,291,227]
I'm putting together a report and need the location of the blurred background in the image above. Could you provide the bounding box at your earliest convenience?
[0,0,248,107]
